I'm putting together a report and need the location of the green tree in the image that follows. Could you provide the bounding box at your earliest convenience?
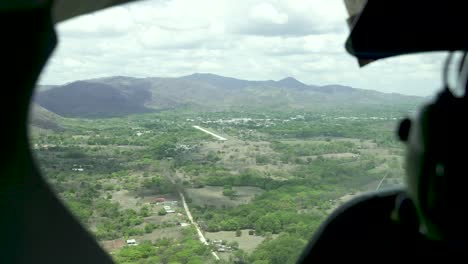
[222,185,237,200]
[250,235,307,264]
[255,214,281,234]
[233,249,249,264]
[140,205,150,217]
[115,243,154,262]
[144,223,156,234]
[158,208,167,216]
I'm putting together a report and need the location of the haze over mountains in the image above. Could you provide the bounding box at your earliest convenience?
[34,73,423,119]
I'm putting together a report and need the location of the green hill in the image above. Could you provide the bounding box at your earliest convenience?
[35,74,423,117]
[29,103,66,131]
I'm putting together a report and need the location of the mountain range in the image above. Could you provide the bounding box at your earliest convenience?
[34,73,423,118]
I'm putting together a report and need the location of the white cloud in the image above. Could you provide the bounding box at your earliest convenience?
[249,3,289,25]
[39,0,446,96]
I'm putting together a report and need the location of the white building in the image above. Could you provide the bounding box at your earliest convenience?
[164,205,175,213]
[126,239,138,246]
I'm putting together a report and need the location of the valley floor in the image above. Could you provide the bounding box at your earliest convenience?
[30,109,406,264]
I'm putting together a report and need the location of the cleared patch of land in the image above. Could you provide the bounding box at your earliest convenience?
[186,186,264,208]
[133,226,185,243]
[205,229,272,253]
[110,190,139,210]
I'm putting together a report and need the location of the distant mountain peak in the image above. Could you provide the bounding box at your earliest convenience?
[277,76,308,89]
[278,76,299,82]
[188,72,215,77]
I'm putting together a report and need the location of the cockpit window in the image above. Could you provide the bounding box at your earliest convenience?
[30,1,445,263]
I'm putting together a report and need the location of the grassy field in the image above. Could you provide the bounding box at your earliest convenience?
[133,226,185,242]
[110,190,140,210]
[186,186,264,208]
[200,139,277,169]
[100,225,193,254]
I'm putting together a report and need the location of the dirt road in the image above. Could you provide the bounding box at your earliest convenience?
[179,191,220,261]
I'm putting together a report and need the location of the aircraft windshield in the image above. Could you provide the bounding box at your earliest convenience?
[29,1,446,263]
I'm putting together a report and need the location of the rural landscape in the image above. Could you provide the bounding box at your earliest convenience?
[29,73,421,264]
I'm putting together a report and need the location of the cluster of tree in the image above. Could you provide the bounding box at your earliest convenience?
[192,183,331,236]
[93,199,156,240]
[35,146,125,174]
[141,176,175,195]
[150,136,178,159]
[222,185,237,199]
[271,140,358,157]
[57,181,102,223]
[291,157,382,189]
[249,234,307,264]
[258,117,398,142]
[189,153,388,244]
[184,167,286,190]
[114,228,211,264]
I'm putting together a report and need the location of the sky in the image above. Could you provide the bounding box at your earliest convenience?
[40,0,448,96]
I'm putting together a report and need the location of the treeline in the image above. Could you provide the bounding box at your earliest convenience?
[184,155,383,192]
[271,140,359,157]
[260,120,384,139]
[182,165,286,190]
[291,157,382,189]
[34,146,126,174]
[140,176,176,194]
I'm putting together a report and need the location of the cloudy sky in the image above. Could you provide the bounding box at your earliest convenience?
[40,0,448,96]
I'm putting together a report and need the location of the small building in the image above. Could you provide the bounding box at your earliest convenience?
[214,244,232,252]
[164,205,175,213]
[180,223,190,227]
[126,239,138,246]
